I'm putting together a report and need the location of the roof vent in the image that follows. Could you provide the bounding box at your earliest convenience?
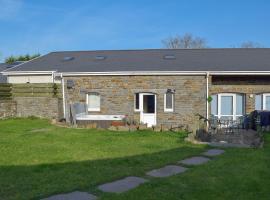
[63,56,74,61]
[95,55,106,60]
[163,55,176,60]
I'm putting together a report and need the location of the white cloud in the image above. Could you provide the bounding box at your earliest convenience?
[0,0,23,20]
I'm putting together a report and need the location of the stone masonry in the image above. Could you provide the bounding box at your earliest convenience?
[14,97,62,119]
[65,75,207,130]
[0,100,16,119]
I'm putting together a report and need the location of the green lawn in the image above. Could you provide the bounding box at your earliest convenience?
[0,118,269,200]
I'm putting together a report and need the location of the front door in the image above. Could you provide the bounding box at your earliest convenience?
[140,93,156,127]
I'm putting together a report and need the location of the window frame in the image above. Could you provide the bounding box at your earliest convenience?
[164,92,174,112]
[256,93,270,110]
[212,93,245,120]
[263,93,270,110]
[86,92,101,112]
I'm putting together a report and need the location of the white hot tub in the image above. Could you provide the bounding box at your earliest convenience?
[75,114,126,128]
[76,114,126,121]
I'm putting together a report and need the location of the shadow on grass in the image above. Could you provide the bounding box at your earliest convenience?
[0,145,205,200]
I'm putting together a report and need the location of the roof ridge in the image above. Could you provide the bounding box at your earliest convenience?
[50,48,270,54]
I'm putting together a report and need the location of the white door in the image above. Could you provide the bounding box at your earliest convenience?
[140,93,156,127]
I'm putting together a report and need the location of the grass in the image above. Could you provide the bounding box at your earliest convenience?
[0,119,269,200]
[0,118,205,200]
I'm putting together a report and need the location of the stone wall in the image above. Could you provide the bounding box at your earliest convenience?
[65,75,207,130]
[0,83,63,120]
[0,100,16,119]
[209,75,270,113]
[14,97,62,119]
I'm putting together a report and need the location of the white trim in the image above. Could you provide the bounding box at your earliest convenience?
[139,93,156,127]
[210,71,270,75]
[2,71,56,75]
[86,93,101,112]
[5,71,270,76]
[61,71,270,76]
[262,93,270,110]
[215,93,245,120]
[164,93,174,112]
[61,71,207,76]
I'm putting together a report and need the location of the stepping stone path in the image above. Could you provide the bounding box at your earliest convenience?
[202,149,225,156]
[42,149,225,199]
[146,165,188,177]
[41,191,97,200]
[98,176,147,193]
[179,156,210,165]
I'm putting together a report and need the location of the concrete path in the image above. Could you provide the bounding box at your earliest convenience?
[146,165,188,178]
[98,176,148,193]
[179,156,210,166]
[41,191,97,200]
[42,148,225,199]
[202,149,225,156]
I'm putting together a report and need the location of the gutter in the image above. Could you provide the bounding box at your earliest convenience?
[4,71,270,76]
[2,71,56,75]
[59,71,270,76]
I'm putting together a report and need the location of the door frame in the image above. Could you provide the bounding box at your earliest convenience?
[139,93,157,127]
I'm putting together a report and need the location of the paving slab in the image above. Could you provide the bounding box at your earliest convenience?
[146,165,188,178]
[41,191,97,200]
[179,156,210,166]
[98,176,147,193]
[203,149,225,156]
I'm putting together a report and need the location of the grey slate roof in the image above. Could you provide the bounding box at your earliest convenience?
[0,62,26,82]
[0,63,9,83]
[5,48,270,72]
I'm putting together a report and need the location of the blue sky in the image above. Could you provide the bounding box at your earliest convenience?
[0,0,270,61]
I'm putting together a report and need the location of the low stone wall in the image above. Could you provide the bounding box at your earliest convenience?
[14,97,62,119]
[0,100,16,119]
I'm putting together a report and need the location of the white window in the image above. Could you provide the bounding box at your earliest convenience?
[255,93,270,110]
[134,93,140,112]
[87,92,100,111]
[211,93,245,120]
[164,92,174,112]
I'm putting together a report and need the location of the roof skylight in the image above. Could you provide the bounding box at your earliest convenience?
[95,56,106,60]
[62,56,74,61]
[163,55,176,60]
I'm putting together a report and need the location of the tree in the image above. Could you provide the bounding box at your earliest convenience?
[162,33,207,49]
[5,54,40,64]
[240,41,263,48]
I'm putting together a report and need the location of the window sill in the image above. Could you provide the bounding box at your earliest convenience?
[164,110,174,113]
[88,109,100,112]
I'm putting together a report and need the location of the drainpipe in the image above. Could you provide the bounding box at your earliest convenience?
[206,72,210,127]
[51,71,54,83]
[61,73,66,119]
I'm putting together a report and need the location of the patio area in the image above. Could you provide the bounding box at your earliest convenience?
[195,112,265,147]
